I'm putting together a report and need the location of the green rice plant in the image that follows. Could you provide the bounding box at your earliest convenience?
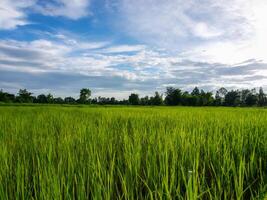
[0,106,266,199]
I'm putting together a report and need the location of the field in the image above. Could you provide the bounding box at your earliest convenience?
[0,105,266,199]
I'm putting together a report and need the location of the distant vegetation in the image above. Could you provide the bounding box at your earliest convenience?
[0,106,266,199]
[1,86,267,107]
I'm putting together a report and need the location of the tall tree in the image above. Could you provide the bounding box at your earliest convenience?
[165,87,182,106]
[191,87,200,96]
[151,92,163,105]
[199,90,214,106]
[17,89,33,103]
[36,94,48,103]
[0,90,15,102]
[79,88,91,104]
[240,89,251,106]
[47,93,54,103]
[245,92,258,106]
[224,90,240,106]
[140,96,150,105]
[258,87,266,106]
[215,87,228,106]
[129,93,139,105]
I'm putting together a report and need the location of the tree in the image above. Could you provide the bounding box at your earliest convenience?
[190,87,201,106]
[224,90,240,106]
[181,91,190,106]
[218,87,228,97]
[0,90,15,102]
[129,93,139,105]
[199,90,214,106]
[47,93,54,103]
[64,97,76,104]
[97,96,118,105]
[258,87,266,106]
[91,98,98,104]
[215,91,221,106]
[35,93,54,104]
[36,94,48,103]
[151,92,163,105]
[54,97,64,104]
[215,87,228,106]
[240,89,251,106]
[140,96,150,105]
[245,92,258,106]
[191,87,200,96]
[79,88,91,104]
[165,87,182,106]
[17,89,33,103]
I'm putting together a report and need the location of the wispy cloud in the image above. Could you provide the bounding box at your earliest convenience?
[0,0,35,29]
[101,45,146,54]
[1,32,267,98]
[0,0,91,30]
[33,0,91,20]
[1,0,267,97]
[113,0,267,64]
[115,0,251,47]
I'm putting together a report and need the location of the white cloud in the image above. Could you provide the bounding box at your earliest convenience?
[101,45,146,53]
[0,0,91,30]
[115,0,267,65]
[1,33,267,98]
[34,0,91,20]
[193,22,222,39]
[116,0,251,46]
[0,0,35,29]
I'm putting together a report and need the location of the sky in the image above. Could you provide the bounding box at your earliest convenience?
[0,0,267,99]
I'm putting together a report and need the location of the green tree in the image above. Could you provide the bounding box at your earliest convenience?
[54,97,64,104]
[36,94,48,103]
[165,87,182,106]
[17,89,33,103]
[199,90,214,106]
[224,90,240,106]
[151,92,163,105]
[191,87,200,96]
[0,90,15,102]
[215,87,228,106]
[79,88,91,104]
[140,96,150,105]
[64,97,76,104]
[258,87,266,106]
[240,89,251,106]
[47,93,54,104]
[245,92,258,106]
[129,93,139,105]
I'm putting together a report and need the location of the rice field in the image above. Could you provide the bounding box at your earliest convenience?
[0,105,266,199]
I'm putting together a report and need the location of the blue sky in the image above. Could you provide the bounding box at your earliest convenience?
[0,0,267,98]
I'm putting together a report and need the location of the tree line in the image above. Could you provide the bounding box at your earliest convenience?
[0,87,267,107]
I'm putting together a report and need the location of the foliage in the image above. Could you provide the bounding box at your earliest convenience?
[16,89,34,103]
[1,86,267,107]
[0,89,15,102]
[129,93,140,105]
[64,97,76,104]
[79,88,91,104]
[165,87,182,105]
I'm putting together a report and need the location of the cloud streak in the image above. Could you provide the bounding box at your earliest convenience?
[0,0,35,29]
[34,0,91,20]
[0,0,91,30]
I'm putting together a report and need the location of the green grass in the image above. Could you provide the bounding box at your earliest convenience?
[0,106,266,199]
